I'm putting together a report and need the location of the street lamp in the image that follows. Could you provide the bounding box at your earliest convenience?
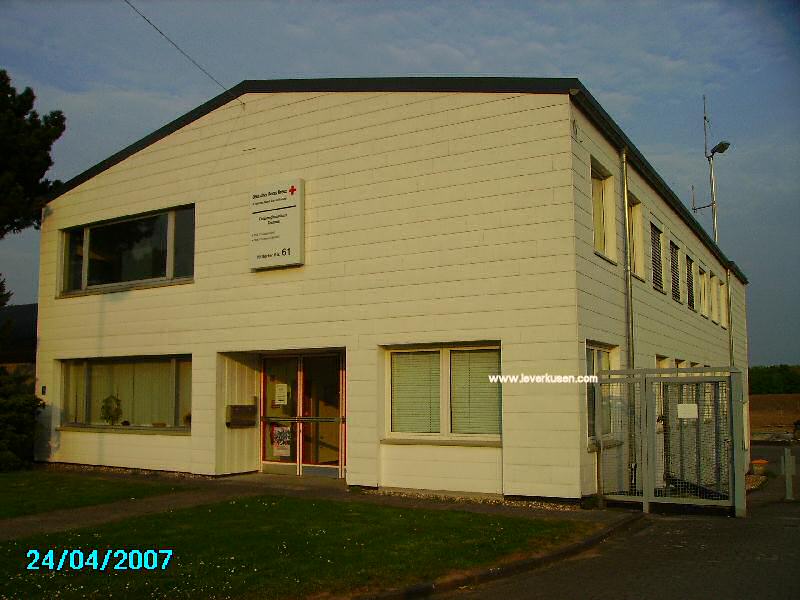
[707,138,730,243]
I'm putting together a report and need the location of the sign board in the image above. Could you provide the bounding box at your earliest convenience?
[677,403,698,419]
[250,179,304,270]
[274,383,288,406]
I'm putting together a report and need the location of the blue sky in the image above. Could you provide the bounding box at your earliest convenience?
[0,0,797,364]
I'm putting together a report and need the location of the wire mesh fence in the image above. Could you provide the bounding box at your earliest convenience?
[594,368,743,512]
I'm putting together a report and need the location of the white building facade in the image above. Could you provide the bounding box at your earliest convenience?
[35,78,749,499]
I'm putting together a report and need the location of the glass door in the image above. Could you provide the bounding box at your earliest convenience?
[262,357,298,465]
[302,355,341,468]
[261,354,344,476]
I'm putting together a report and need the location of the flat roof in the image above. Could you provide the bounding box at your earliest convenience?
[50,77,746,283]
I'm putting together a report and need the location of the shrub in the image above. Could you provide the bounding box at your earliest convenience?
[0,367,43,471]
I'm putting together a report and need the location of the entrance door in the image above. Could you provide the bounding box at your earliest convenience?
[261,354,344,477]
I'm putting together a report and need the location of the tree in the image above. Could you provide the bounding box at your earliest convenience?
[0,70,61,469]
[0,68,65,238]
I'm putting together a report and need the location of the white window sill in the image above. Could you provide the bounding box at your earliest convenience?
[58,424,191,436]
[594,250,618,266]
[58,277,193,298]
[381,436,501,448]
[632,272,646,283]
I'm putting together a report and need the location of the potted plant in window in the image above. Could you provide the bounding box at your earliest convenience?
[100,394,123,426]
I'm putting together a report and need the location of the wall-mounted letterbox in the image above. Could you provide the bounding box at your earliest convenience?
[225,405,257,428]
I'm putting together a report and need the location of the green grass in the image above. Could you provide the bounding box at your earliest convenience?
[0,470,188,519]
[0,494,592,599]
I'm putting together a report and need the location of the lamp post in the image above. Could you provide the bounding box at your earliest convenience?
[707,139,730,243]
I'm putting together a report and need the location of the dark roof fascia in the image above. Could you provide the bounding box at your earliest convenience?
[568,83,747,284]
[50,77,746,284]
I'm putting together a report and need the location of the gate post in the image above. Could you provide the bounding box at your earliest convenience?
[642,373,655,513]
[594,381,605,508]
[730,369,746,517]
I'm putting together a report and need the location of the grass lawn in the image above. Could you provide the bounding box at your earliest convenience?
[0,494,594,599]
[0,470,189,519]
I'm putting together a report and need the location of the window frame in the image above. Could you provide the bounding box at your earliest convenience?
[384,345,502,445]
[686,255,696,311]
[60,205,194,297]
[60,354,192,433]
[719,281,728,329]
[590,159,616,262]
[710,272,720,323]
[585,342,618,444]
[698,268,709,317]
[669,240,682,303]
[650,222,665,292]
[627,195,645,279]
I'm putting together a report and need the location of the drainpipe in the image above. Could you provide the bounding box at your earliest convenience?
[621,147,637,494]
[621,148,635,371]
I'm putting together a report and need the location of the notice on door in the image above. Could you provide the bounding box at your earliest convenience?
[274,383,288,406]
[250,179,304,270]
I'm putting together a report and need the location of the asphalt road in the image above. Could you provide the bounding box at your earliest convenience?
[439,444,800,600]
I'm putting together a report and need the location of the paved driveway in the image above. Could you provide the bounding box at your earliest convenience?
[439,444,800,600]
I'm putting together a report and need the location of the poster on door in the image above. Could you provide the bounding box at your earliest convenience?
[271,424,292,457]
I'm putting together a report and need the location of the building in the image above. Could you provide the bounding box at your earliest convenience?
[0,303,38,375]
[34,78,749,499]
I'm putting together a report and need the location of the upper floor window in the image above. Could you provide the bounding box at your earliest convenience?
[591,162,616,260]
[699,268,708,316]
[686,256,695,310]
[669,241,681,302]
[63,206,194,294]
[651,223,664,291]
[627,195,644,277]
[710,273,719,323]
[719,281,728,328]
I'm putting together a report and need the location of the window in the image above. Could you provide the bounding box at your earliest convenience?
[586,345,612,438]
[720,281,728,328]
[591,161,615,259]
[710,273,719,323]
[669,241,681,302]
[699,268,708,316]
[389,347,501,437]
[651,223,664,291]
[627,195,644,277]
[63,205,194,293]
[62,356,191,429]
[686,256,695,310]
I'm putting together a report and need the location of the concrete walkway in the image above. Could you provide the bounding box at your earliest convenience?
[0,468,631,541]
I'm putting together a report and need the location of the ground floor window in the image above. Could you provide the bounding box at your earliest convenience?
[62,356,191,429]
[389,346,501,437]
[586,345,612,438]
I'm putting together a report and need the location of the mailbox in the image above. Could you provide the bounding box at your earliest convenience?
[225,405,257,428]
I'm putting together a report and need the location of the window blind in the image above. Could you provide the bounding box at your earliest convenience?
[670,242,680,301]
[651,223,663,290]
[686,256,695,310]
[450,350,501,435]
[391,351,440,433]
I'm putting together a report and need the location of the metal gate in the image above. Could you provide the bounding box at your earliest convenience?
[593,367,746,516]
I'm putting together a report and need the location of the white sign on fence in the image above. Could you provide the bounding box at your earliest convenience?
[250,179,304,270]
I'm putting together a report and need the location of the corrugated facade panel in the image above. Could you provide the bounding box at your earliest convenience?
[570,103,749,495]
[36,91,582,496]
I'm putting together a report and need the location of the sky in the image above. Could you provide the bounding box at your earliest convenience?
[0,0,798,365]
